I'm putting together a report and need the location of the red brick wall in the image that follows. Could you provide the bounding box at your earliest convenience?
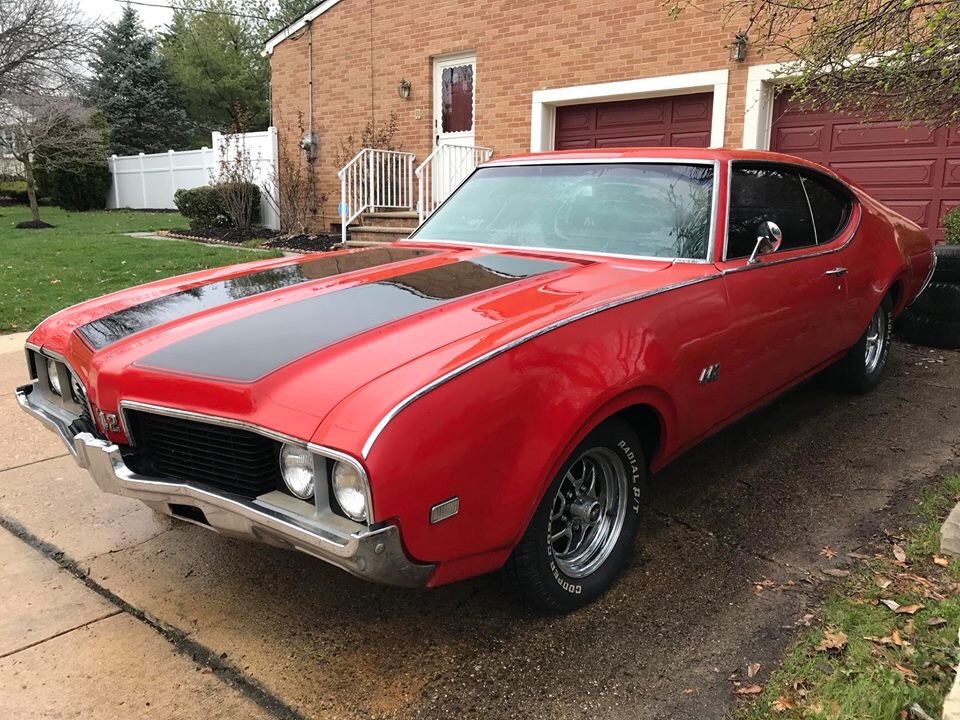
[269,0,763,230]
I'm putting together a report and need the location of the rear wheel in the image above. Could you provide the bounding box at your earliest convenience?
[505,418,645,613]
[829,295,892,394]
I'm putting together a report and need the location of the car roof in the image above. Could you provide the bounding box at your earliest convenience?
[485,147,839,178]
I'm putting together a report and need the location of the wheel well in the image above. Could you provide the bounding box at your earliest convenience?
[614,404,662,468]
[887,278,904,313]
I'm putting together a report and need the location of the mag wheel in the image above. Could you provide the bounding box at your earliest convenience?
[506,418,645,613]
[830,295,892,394]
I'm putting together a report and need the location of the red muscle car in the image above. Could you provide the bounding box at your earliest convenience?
[17,148,935,611]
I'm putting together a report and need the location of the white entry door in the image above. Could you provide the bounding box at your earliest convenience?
[432,53,476,201]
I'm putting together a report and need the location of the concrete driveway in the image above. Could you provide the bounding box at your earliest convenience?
[1,331,958,720]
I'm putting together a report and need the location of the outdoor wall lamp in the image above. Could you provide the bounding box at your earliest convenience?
[398,79,412,100]
[730,32,748,62]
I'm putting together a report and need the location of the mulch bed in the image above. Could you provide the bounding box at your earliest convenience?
[166,227,342,254]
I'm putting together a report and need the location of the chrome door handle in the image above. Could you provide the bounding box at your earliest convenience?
[824,267,848,276]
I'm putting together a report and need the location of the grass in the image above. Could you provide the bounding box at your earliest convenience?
[740,476,960,720]
[0,206,282,333]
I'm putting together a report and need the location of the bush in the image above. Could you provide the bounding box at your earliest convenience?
[34,162,111,211]
[174,183,260,230]
[0,180,29,205]
[945,206,960,246]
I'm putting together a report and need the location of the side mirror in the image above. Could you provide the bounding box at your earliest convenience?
[747,221,783,264]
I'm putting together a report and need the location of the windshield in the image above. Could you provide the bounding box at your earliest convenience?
[411,162,715,260]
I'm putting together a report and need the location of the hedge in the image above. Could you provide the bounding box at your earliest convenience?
[174,182,260,230]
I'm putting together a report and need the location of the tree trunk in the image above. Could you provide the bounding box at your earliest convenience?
[21,156,42,224]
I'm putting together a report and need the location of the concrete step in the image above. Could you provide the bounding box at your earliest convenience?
[360,211,420,229]
[348,226,414,244]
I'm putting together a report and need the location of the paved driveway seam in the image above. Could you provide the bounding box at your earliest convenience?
[0,513,306,720]
[0,610,123,660]
[0,453,70,474]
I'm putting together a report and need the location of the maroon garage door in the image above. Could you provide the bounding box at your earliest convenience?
[554,93,713,150]
[770,92,960,242]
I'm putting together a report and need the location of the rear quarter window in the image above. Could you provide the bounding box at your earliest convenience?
[800,171,853,243]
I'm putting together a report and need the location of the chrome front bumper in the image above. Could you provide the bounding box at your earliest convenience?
[16,384,433,588]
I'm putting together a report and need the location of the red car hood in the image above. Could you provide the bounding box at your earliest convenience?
[27,243,703,450]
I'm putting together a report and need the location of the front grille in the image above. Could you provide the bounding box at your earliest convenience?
[126,410,281,497]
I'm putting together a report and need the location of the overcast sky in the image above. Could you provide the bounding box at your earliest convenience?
[78,0,174,30]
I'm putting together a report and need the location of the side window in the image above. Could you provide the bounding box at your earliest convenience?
[801,172,851,243]
[726,166,816,259]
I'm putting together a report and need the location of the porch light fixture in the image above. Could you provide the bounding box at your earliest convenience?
[730,32,748,62]
[398,79,411,100]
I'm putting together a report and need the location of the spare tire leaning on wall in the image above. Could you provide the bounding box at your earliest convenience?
[896,246,960,350]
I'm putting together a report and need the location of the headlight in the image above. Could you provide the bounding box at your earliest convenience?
[332,461,368,522]
[46,357,62,396]
[279,444,315,499]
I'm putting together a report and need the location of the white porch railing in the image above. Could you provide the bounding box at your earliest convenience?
[416,144,493,223]
[337,148,416,244]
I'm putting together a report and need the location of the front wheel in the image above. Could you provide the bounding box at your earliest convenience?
[505,418,645,613]
[829,295,892,394]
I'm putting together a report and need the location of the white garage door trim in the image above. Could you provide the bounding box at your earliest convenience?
[530,69,729,152]
[742,62,795,150]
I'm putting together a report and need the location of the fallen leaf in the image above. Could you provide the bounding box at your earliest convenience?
[682,688,696,694]
[893,544,907,563]
[822,568,850,578]
[896,604,925,615]
[875,576,893,589]
[815,627,848,653]
[734,685,763,695]
[772,695,796,712]
[820,546,837,559]
[893,662,916,679]
[934,555,950,567]
[926,617,948,628]
[747,662,761,678]
[880,599,901,612]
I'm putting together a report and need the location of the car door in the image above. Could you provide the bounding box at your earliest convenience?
[716,162,857,406]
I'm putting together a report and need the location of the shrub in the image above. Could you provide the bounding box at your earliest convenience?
[0,179,29,205]
[945,206,960,245]
[174,183,260,230]
[174,185,229,228]
[34,162,111,211]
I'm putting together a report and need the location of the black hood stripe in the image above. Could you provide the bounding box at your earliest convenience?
[76,247,436,350]
[136,255,571,382]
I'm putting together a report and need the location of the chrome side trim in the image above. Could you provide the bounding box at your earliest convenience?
[487,157,717,167]
[118,400,375,524]
[361,272,723,458]
[910,251,938,306]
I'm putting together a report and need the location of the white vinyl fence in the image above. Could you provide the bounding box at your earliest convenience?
[107,127,279,230]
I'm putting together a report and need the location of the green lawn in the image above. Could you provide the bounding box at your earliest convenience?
[0,206,281,333]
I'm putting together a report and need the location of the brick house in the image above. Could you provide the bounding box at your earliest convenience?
[265,0,960,242]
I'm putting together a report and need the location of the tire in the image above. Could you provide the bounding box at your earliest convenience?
[934,246,960,283]
[829,295,893,394]
[505,418,645,613]
[910,281,960,318]
[896,309,960,350]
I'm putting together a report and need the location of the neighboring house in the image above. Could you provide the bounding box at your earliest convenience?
[265,0,960,241]
[0,128,24,178]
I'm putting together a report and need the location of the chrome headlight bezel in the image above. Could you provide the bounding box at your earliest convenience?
[278,443,316,500]
[331,460,370,523]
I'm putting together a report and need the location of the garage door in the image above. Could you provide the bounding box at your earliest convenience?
[770,92,960,242]
[554,93,713,150]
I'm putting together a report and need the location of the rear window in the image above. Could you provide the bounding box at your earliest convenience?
[411,163,716,260]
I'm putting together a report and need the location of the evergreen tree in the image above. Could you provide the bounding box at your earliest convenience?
[90,6,191,155]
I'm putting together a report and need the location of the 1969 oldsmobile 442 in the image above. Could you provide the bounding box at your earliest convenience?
[18,148,935,611]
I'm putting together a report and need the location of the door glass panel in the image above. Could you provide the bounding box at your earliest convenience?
[727,165,816,259]
[441,64,474,133]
